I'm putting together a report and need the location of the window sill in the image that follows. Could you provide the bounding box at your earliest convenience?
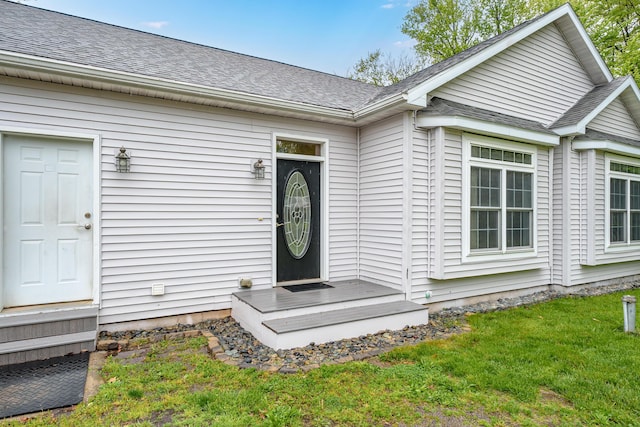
[463,248,537,264]
[605,243,640,254]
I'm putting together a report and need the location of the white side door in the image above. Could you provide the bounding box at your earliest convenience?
[3,135,93,307]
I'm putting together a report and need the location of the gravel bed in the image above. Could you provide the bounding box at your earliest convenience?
[99,281,639,372]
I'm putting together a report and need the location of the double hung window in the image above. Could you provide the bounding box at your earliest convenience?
[466,139,535,256]
[609,160,640,245]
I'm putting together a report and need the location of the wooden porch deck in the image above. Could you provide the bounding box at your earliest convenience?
[233,279,402,313]
[231,280,428,350]
[0,302,98,366]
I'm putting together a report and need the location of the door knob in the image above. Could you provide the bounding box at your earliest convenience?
[84,223,92,230]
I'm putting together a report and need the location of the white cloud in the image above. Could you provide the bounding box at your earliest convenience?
[394,39,416,48]
[382,0,416,9]
[142,21,169,29]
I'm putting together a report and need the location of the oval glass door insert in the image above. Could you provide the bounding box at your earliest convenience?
[283,170,312,259]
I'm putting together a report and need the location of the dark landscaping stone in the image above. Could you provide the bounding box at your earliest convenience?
[98,281,640,372]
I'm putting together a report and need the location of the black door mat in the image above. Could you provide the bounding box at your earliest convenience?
[283,283,334,292]
[0,352,89,419]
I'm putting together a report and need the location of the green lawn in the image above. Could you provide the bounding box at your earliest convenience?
[4,290,639,426]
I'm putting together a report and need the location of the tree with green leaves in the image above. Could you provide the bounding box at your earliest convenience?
[347,49,426,87]
[350,0,640,85]
[579,0,640,80]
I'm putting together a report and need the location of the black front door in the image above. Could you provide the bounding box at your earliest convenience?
[276,159,321,283]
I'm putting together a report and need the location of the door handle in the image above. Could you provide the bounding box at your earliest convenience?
[276,222,285,228]
[84,223,92,230]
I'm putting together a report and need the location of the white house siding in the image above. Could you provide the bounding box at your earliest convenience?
[431,23,594,126]
[409,128,552,305]
[411,127,431,300]
[420,270,552,306]
[358,114,405,289]
[0,76,358,324]
[556,144,640,288]
[551,141,565,285]
[576,149,640,279]
[588,99,640,140]
[430,129,550,279]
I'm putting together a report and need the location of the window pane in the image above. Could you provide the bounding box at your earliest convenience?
[631,181,640,210]
[471,210,500,250]
[610,211,626,243]
[610,178,626,209]
[276,140,320,155]
[507,211,531,248]
[507,171,532,208]
[471,167,500,207]
[471,145,480,158]
[632,212,640,241]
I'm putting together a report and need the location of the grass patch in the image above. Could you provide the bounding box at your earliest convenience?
[3,291,639,426]
[385,291,640,425]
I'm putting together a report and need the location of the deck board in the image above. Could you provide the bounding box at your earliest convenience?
[233,280,402,313]
[263,301,426,334]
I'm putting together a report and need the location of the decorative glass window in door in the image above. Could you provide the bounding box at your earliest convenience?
[283,170,312,258]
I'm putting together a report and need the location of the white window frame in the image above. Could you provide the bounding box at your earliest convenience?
[462,134,538,263]
[605,154,640,252]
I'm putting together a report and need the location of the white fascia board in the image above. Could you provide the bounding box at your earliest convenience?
[405,4,611,106]
[416,115,559,146]
[572,139,640,157]
[619,79,640,124]
[555,11,612,84]
[553,77,635,136]
[0,51,355,122]
[352,92,411,120]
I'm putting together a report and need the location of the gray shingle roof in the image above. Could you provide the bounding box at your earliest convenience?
[550,77,629,129]
[0,0,381,111]
[421,98,556,134]
[0,0,567,115]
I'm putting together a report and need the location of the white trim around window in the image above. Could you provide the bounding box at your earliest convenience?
[462,133,538,263]
[604,153,640,252]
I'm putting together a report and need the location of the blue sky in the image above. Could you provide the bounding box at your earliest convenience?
[28,0,418,76]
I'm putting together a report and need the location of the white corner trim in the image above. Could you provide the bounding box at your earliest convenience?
[416,115,559,146]
[573,139,640,158]
[585,149,596,265]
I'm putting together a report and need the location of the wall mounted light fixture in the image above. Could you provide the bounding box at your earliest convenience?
[115,146,131,173]
[251,159,265,180]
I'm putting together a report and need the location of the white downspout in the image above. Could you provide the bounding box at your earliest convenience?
[356,127,361,280]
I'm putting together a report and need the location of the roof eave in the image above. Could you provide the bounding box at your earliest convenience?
[352,92,419,122]
[573,139,640,157]
[0,50,358,124]
[416,114,559,146]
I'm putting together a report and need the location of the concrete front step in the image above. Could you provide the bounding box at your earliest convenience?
[231,281,429,350]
